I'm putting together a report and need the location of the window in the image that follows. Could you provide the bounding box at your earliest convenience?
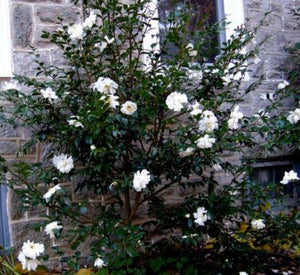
[0,0,12,77]
[0,184,10,248]
[157,0,219,62]
[143,0,245,63]
[252,157,300,206]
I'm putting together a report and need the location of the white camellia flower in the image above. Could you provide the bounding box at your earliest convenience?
[213,163,222,172]
[239,272,248,275]
[90,144,96,151]
[92,77,118,94]
[82,10,97,29]
[222,75,231,85]
[253,56,261,64]
[280,170,299,184]
[193,206,209,226]
[251,219,266,230]
[40,87,58,101]
[287,108,300,124]
[186,43,197,57]
[179,147,195,158]
[133,169,151,192]
[96,41,108,52]
[278,80,289,89]
[222,61,249,84]
[94,257,106,268]
[182,233,198,239]
[121,101,137,115]
[18,252,27,268]
[96,36,115,52]
[52,154,74,173]
[166,92,188,112]
[21,240,45,259]
[241,72,250,81]
[189,101,202,116]
[2,80,19,90]
[198,110,218,132]
[43,184,61,202]
[18,240,44,272]
[68,116,84,128]
[101,94,120,109]
[187,69,203,83]
[228,105,244,130]
[45,221,63,239]
[260,93,274,101]
[67,23,84,40]
[104,35,115,44]
[196,134,216,149]
[18,252,40,272]
[211,68,219,74]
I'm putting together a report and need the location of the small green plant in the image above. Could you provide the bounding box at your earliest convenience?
[0,246,19,275]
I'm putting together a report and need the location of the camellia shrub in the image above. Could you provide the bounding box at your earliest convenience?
[0,0,299,274]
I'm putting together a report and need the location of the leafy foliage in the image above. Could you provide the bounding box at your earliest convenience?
[0,0,299,274]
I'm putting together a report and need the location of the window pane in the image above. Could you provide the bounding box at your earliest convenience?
[253,164,294,198]
[158,0,218,62]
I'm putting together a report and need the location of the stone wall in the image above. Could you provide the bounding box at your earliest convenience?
[0,0,81,261]
[0,0,299,262]
[243,0,299,115]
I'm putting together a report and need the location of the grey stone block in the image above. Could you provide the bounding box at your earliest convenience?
[266,55,289,80]
[0,140,18,155]
[8,190,26,221]
[214,172,234,186]
[270,4,283,14]
[10,221,41,248]
[283,9,299,30]
[247,59,266,79]
[0,123,21,138]
[51,49,69,67]
[244,0,270,11]
[246,9,283,30]
[280,95,297,108]
[256,31,288,54]
[36,6,78,24]
[27,204,46,219]
[264,12,283,30]
[13,5,33,48]
[21,127,34,139]
[13,51,51,77]
[176,182,197,197]
[250,90,274,110]
[271,0,294,8]
[34,25,59,48]
[27,187,47,218]
[19,140,37,155]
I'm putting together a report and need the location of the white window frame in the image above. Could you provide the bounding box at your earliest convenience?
[143,0,245,62]
[0,0,13,77]
[222,0,245,41]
